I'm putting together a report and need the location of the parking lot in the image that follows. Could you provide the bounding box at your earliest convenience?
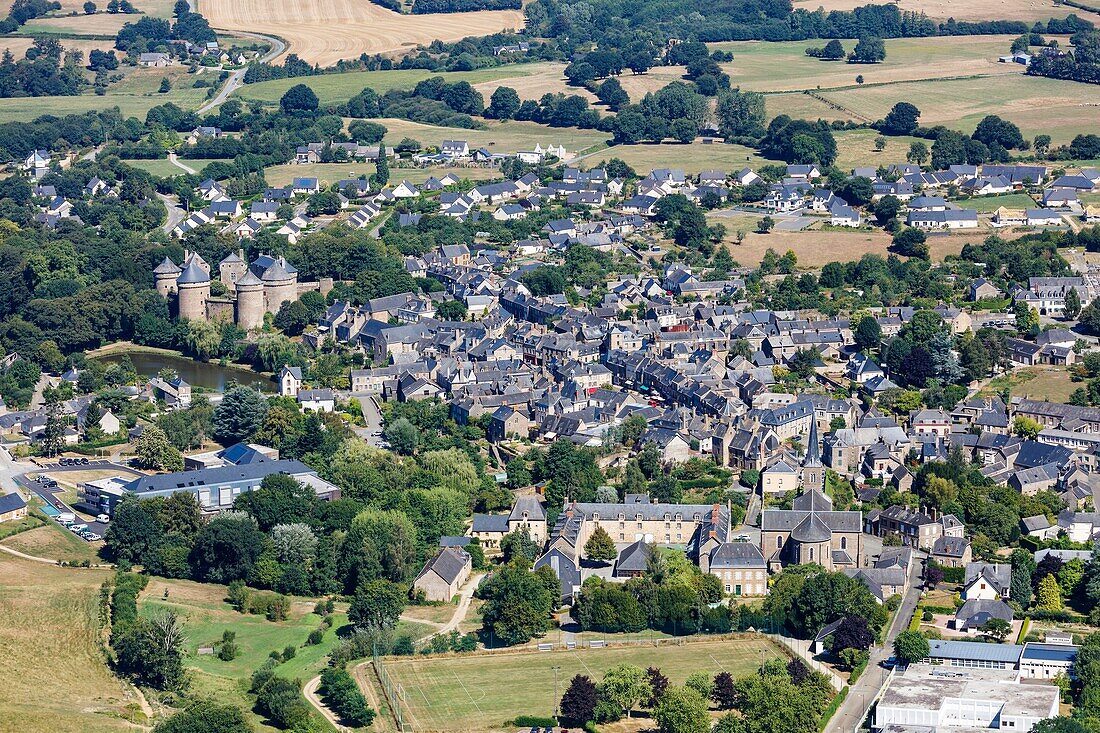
[20,460,111,542]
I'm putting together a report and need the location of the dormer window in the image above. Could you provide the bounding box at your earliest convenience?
[592,512,599,521]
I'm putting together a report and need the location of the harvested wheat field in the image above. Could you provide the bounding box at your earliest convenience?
[792,0,1099,23]
[199,0,525,67]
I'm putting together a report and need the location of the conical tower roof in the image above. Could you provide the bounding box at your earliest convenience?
[153,256,180,275]
[236,269,263,288]
[176,258,211,285]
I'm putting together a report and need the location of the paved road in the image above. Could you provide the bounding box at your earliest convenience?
[158,192,186,233]
[829,552,925,732]
[198,30,287,114]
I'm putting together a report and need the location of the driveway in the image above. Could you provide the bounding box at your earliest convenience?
[349,392,385,447]
[828,552,925,731]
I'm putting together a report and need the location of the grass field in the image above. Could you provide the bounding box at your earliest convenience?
[963,193,1041,213]
[1,522,103,564]
[370,117,608,159]
[124,157,228,177]
[0,556,135,733]
[138,577,348,732]
[584,140,777,174]
[715,36,1024,94]
[981,366,1078,402]
[792,0,1100,23]
[198,0,524,67]
[372,636,783,732]
[237,66,540,107]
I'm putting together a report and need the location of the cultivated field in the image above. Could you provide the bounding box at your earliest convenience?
[0,557,134,733]
[769,75,1100,145]
[0,36,111,60]
[23,0,175,34]
[198,0,524,67]
[369,636,783,732]
[791,0,1100,23]
[124,157,229,177]
[716,36,1024,95]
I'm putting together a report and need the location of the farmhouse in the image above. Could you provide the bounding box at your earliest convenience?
[905,209,978,230]
[0,492,27,523]
[413,546,472,602]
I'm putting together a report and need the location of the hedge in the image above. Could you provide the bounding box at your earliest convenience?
[1016,618,1031,644]
[110,572,149,627]
[818,686,850,732]
[513,716,557,728]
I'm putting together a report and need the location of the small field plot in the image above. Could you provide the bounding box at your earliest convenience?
[0,557,132,733]
[832,129,924,172]
[590,141,778,174]
[265,162,505,188]
[377,636,782,732]
[790,0,1096,23]
[716,228,979,268]
[717,36,1022,94]
[963,193,1040,213]
[0,80,208,123]
[372,118,609,159]
[199,0,524,67]
[981,366,1078,403]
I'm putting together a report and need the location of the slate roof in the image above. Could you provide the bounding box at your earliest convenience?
[417,546,470,585]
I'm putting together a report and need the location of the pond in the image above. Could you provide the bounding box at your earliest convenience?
[92,351,274,393]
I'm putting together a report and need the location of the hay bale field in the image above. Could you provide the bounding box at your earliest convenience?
[198,0,524,67]
[0,556,134,733]
[371,636,783,732]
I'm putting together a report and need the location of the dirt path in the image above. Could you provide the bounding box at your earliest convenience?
[167,153,196,175]
[417,573,483,642]
[303,675,351,732]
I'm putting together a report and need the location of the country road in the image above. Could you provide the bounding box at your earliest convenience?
[198,30,287,114]
[303,676,351,733]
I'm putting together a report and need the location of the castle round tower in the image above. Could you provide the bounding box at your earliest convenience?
[153,256,181,298]
[235,269,265,330]
[176,258,211,321]
[261,256,299,314]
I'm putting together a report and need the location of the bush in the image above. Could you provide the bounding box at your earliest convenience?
[282,644,297,661]
[513,716,557,727]
[306,628,325,646]
[110,572,149,627]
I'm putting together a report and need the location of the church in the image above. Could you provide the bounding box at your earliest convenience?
[758,418,862,571]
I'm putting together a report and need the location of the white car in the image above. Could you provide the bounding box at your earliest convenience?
[96,514,110,523]
[70,524,88,532]
[84,533,102,542]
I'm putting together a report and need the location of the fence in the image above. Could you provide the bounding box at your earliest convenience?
[373,646,407,732]
[765,633,846,691]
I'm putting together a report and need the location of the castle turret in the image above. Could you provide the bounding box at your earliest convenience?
[261,256,298,314]
[182,249,210,274]
[235,269,265,330]
[220,249,247,292]
[176,258,211,321]
[153,256,181,298]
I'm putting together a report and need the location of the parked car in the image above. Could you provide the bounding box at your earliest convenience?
[57,512,76,524]
[70,524,87,532]
[96,513,110,523]
[85,533,101,541]
[79,457,89,464]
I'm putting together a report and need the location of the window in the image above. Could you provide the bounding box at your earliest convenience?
[841,537,847,550]
[735,584,742,596]
[777,536,783,548]
[619,533,624,540]
[809,547,815,561]
[591,512,598,521]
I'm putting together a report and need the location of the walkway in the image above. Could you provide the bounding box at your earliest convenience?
[303,676,351,733]
[167,153,196,175]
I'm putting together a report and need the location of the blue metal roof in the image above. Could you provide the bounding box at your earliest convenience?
[927,640,1023,663]
[1022,643,1078,662]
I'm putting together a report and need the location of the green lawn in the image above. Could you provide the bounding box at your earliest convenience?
[962,193,1040,213]
[235,66,543,106]
[263,162,505,188]
[586,140,777,174]
[981,366,1078,403]
[376,636,784,731]
[123,158,229,178]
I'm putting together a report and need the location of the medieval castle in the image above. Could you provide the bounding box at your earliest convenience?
[154,250,332,329]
